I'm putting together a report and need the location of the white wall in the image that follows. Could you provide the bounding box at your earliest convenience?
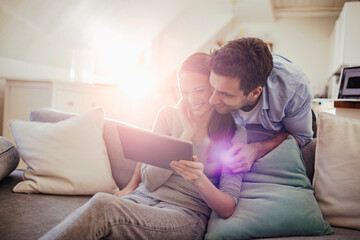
[152,13,233,81]
[0,57,69,81]
[152,15,338,102]
[0,1,338,97]
[228,16,337,97]
[0,0,191,69]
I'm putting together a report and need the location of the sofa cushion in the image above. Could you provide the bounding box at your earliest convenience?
[313,112,360,230]
[205,136,333,240]
[246,124,316,183]
[0,137,20,181]
[0,170,91,240]
[9,108,119,195]
[29,108,137,189]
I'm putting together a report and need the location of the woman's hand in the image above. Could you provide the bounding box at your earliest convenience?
[114,187,134,197]
[114,162,142,197]
[179,100,197,140]
[171,156,236,218]
[170,156,206,187]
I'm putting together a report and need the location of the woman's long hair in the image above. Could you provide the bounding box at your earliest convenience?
[178,53,237,160]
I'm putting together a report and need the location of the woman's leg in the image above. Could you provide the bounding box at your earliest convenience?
[40,192,207,240]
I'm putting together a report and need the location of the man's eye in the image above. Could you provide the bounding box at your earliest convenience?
[221,92,232,97]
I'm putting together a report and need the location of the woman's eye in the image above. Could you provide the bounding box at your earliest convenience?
[197,88,209,93]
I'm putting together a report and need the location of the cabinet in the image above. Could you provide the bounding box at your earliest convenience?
[2,79,120,169]
[2,79,167,169]
[329,2,360,75]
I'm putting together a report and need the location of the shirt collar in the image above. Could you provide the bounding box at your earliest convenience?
[231,88,268,127]
[259,84,269,110]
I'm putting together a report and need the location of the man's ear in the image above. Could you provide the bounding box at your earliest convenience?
[250,86,263,99]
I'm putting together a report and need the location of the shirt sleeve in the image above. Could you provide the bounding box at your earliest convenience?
[283,81,313,148]
[218,168,243,205]
[152,106,173,136]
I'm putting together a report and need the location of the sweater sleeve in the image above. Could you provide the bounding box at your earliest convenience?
[152,106,174,136]
[218,169,243,205]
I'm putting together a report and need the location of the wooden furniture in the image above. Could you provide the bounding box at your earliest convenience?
[312,99,360,120]
[2,79,123,140]
[2,79,121,168]
[334,100,360,120]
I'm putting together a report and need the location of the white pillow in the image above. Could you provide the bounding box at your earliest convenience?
[9,108,119,195]
[313,112,360,230]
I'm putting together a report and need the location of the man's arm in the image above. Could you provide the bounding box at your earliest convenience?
[283,107,313,148]
[225,79,313,173]
[225,132,290,173]
[283,79,314,148]
[225,107,311,174]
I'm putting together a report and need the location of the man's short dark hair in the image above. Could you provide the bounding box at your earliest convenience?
[210,37,273,95]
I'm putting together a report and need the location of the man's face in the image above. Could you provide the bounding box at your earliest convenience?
[209,72,252,114]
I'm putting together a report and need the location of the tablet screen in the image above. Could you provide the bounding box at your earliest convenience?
[117,124,193,170]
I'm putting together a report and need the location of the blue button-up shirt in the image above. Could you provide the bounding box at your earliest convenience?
[232,54,313,148]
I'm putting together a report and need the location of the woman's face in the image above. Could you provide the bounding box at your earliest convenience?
[179,71,213,117]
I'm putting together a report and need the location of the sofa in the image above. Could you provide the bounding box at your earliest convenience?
[0,108,359,240]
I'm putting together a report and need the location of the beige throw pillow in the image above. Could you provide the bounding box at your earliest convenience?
[313,112,360,230]
[9,108,119,195]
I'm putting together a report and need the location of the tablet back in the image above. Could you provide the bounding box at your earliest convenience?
[117,124,193,170]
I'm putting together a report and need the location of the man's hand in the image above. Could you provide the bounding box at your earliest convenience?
[222,132,291,173]
[223,142,258,173]
[170,156,206,187]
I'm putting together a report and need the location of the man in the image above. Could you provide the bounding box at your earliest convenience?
[209,37,313,173]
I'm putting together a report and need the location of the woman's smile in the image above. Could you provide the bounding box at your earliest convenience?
[191,103,204,111]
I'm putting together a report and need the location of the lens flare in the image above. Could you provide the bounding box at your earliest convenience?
[208,137,234,166]
[91,25,156,100]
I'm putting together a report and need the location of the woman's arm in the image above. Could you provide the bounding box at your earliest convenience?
[170,157,236,219]
[114,162,142,197]
[114,107,170,198]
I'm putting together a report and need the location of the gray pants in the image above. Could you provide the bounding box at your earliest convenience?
[40,191,207,240]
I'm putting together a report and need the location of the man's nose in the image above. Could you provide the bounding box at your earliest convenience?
[209,92,219,105]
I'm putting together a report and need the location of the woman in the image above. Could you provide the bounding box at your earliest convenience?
[40,53,243,240]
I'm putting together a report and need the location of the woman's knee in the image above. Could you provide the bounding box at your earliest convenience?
[88,192,116,209]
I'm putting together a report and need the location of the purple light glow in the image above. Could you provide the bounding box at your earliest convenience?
[208,138,234,166]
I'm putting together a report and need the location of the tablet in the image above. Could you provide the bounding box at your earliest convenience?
[117,123,193,170]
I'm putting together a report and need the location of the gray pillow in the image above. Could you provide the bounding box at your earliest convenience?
[0,136,20,181]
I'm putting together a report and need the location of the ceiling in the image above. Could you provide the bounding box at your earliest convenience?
[0,0,358,72]
[227,0,358,23]
[270,0,359,17]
